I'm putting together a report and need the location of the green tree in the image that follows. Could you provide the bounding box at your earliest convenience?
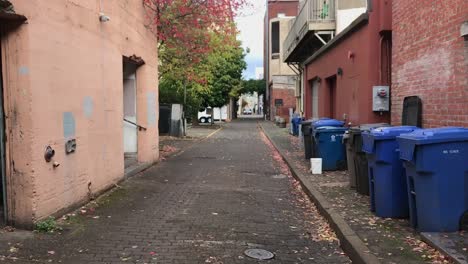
[230,79,266,98]
[204,41,246,107]
[159,34,246,124]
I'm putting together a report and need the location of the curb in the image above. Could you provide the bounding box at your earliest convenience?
[259,122,381,264]
[124,162,153,179]
[420,233,466,264]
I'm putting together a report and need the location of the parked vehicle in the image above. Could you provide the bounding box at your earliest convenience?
[243,108,252,115]
[198,106,228,123]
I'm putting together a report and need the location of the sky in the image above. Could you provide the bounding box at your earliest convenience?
[235,1,266,79]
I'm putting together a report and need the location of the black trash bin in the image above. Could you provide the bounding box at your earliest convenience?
[301,120,314,159]
[346,123,389,195]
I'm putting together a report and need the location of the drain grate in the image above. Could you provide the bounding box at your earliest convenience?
[244,249,275,260]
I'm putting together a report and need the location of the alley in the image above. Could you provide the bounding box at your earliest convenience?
[0,119,349,264]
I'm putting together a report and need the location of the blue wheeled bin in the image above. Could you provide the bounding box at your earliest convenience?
[291,116,302,136]
[397,127,468,232]
[313,126,348,170]
[362,126,420,218]
[311,118,345,159]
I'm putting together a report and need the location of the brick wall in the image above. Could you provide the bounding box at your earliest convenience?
[392,0,468,127]
[270,87,296,121]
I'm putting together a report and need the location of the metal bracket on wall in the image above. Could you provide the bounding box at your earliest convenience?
[314,31,335,46]
[65,139,77,154]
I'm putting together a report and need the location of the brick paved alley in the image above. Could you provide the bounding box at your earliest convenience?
[0,119,349,264]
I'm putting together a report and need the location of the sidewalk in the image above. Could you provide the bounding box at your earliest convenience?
[260,121,454,264]
[159,125,222,159]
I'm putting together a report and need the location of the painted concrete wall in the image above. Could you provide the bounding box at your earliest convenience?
[392,0,468,127]
[336,0,367,34]
[1,0,159,227]
[304,0,391,125]
[336,8,367,34]
[268,17,297,81]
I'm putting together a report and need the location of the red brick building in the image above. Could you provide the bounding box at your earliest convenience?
[391,0,468,127]
[264,0,299,121]
[292,0,392,125]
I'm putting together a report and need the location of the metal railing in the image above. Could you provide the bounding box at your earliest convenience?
[283,0,336,61]
[124,118,147,131]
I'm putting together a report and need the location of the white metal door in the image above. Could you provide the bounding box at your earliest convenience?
[123,72,137,153]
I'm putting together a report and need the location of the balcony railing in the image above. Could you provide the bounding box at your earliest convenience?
[283,0,336,62]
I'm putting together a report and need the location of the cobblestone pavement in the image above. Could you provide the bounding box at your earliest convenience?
[0,119,350,264]
[260,121,454,264]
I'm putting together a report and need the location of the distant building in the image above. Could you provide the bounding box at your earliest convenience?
[264,0,299,121]
[255,67,264,80]
[238,93,259,115]
[283,0,391,125]
[282,0,468,127]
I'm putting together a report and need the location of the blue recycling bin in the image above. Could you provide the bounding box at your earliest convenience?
[312,118,345,128]
[291,117,302,136]
[397,127,468,232]
[362,126,420,218]
[313,126,348,170]
[310,118,345,159]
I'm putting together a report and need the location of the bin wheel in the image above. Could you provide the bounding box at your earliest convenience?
[461,211,468,231]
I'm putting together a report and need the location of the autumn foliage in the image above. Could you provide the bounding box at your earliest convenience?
[143,0,247,80]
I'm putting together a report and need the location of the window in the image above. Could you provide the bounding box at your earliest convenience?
[271,21,280,56]
[274,99,283,106]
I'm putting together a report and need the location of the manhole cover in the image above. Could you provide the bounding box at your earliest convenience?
[244,249,274,260]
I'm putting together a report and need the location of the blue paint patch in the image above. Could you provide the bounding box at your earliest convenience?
[83,96,94,118]
[63,112,76,138]
[147,91,157,126]
[18,66,29,75]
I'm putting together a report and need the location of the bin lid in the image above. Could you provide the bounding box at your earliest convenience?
[314,126,348,135]
[312,119,344,128]
[397,127,468,144]
[369,126,419,140]
[351,123,390,132]
[397,127,468,162]
[349,123,391,145]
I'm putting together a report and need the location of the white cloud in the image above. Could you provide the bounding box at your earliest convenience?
[235,0,266,78]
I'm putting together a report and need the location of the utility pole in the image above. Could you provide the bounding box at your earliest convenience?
[183,79,187,136]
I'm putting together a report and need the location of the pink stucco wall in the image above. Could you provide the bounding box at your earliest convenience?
[1,0,159,227]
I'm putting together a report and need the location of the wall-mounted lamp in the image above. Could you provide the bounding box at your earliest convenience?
[337,68,343,76]
[348,51,355,60]
[99,12,110,22]
[44,146,55,162]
